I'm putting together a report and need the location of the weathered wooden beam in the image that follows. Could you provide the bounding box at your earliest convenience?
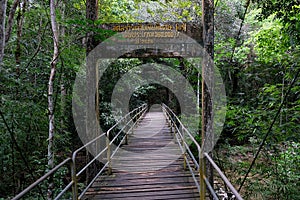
[86,0,100,190]
[94,22,202,58]
[202,0,215,199]
[99,22,202,43]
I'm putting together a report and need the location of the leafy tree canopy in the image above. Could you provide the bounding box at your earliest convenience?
[252,0,300,45]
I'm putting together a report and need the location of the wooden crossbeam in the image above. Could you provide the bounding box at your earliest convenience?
[94,22,203,58]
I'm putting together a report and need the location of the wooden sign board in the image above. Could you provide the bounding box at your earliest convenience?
[97,22,203,58]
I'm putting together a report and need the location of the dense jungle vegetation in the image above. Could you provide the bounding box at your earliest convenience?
[0,0,299,199]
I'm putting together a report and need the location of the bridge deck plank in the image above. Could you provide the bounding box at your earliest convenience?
[83,111,199,200]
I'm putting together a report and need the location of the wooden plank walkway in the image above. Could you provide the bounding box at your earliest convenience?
[83,110,200,200]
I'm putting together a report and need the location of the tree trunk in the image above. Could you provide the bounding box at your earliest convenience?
[5,0,19,43]
[202,0,214,199]
[86,0,98,53]
[0,0,7,65]
[60,0,66,137]
[47,0,59,199]
[86,0,99,182]
[15,0,26,68]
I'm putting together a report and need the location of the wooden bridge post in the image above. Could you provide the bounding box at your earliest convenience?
[199,156,206,200]
[201,0,215,199]
[169,118,173,133]
[182,127,187,170]
[86,0,100,185]
[106,132,112,175]
[125,131,129,145]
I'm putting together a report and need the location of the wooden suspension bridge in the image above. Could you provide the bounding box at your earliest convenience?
[12,104,243,200]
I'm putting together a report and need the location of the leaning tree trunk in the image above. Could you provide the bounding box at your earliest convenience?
[0,0,7,65]
[47,0,59,199]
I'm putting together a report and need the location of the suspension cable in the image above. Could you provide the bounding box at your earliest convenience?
[238,65,300,192]
[229,0,251,63]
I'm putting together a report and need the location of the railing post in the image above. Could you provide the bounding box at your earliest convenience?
[182,128,187,170]
[135,108,139,124]
[107,131,112,175]
[132,123,134,134]
[200,153,206,200]
[71,160,78,200]
[166,114,171,130]
[123,117,128,145]
[125,122,131,145]
[125,131,128,145]
[169,117,173,133]
[138,106,142,121]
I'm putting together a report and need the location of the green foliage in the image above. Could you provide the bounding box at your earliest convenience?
[243,142,300,200]
[134,0,201,22]
[252,0,300,44]
[222,105,262,144]
[269,142,300,199]
[0,0,86,197]
[99,0,136,22]
[217,141,300,200]
[1,0,299,199]
[251,18,290,64]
